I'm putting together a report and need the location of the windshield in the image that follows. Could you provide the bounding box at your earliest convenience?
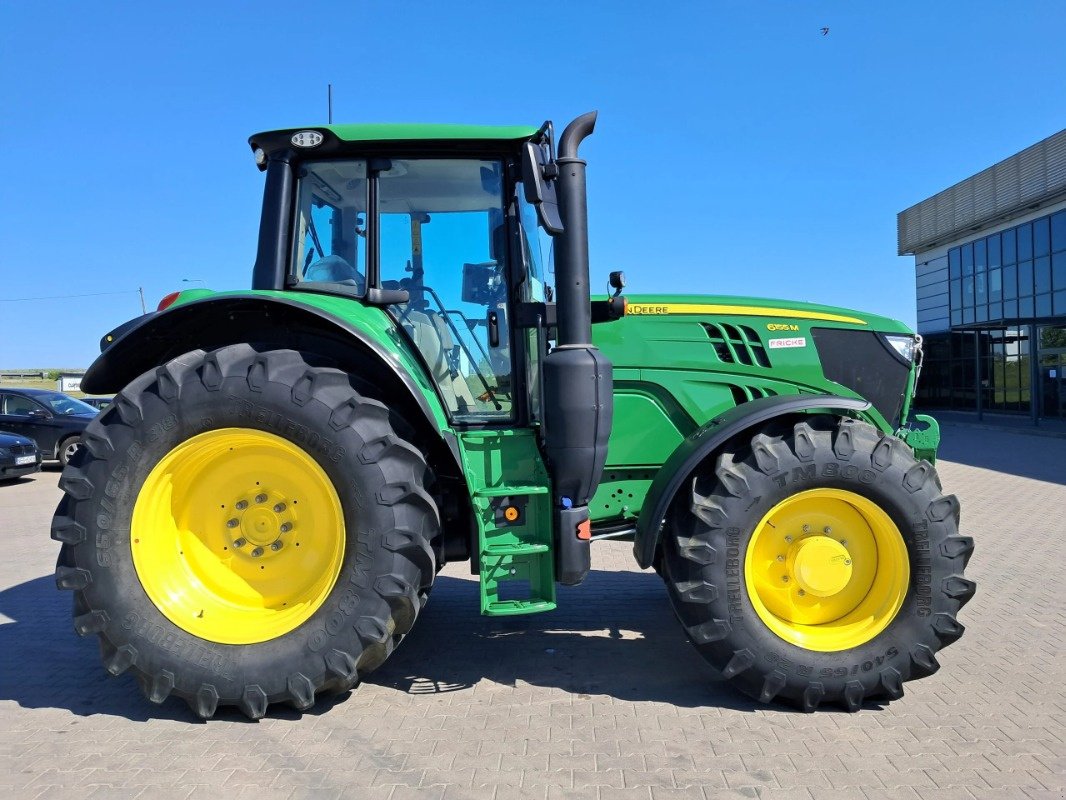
[36,393,97,415]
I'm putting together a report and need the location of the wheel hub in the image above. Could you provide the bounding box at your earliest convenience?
[786,535,852,597]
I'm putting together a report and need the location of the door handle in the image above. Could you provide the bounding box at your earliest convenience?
[487,311,500,348]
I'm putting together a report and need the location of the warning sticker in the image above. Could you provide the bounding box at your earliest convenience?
[768,337,807,349]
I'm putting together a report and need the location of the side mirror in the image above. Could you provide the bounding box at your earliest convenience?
[520,142,563,234]
[27,408,51,420]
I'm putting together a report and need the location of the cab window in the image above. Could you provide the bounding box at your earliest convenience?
[291,161,368,294]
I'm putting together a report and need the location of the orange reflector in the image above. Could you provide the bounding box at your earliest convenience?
[157,291,181,311]
[504,506,519,522]
[577,519,591,540]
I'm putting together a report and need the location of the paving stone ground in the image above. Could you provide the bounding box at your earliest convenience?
[0,423,1063,799]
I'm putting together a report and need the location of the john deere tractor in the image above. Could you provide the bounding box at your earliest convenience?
[53,112,974,719]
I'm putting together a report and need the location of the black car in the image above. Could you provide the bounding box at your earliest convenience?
[81,396,114,411]
[0,431,41,481]
[0,388,97,465]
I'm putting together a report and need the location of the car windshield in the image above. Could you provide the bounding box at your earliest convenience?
[35,393,97,415]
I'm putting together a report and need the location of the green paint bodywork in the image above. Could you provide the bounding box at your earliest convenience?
[164,285,927,613]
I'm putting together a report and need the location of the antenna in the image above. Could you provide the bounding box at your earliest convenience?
[328,83,333,124]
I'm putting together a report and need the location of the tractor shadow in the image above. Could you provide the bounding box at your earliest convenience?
[936,421,1066,485]
[370,569,762,711]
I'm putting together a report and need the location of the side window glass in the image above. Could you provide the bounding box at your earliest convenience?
[292,162,368,293]
[379,159,512,420]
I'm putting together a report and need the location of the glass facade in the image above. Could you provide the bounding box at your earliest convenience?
[914,207,1066,418]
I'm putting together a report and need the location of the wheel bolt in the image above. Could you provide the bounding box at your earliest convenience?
[233,538,246,548]
[251,547,264,558]
[784,535,793,543]
[798,589,806,597]
[844,559,852,566]
[270,541,283,551]
[273,502,286,513]
[840,539,847,546]
[776,555,785,562]
[824,526,832,534]
[280,522,293,533]
[226,518,239,528]
[782,576,790,583]
[802,525,810,533]
[255,493,267,504]
[235,500,248,510]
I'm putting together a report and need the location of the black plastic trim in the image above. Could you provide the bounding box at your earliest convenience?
[633,394,871,569]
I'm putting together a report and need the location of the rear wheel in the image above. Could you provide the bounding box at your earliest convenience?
[662,416,975,711]
[52,344,438,718]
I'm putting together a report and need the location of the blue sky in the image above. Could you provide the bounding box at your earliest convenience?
[2,1,1064,367]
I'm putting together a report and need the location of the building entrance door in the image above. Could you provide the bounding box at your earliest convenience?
[1040,351,1066,418]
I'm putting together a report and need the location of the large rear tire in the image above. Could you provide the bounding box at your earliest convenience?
[52,345,438,719]
[662,415,974,711]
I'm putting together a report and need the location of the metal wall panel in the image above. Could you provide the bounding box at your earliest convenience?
[899,129,1066,255]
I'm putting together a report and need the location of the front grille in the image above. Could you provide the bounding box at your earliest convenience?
[728,384,778,407]
[811,328,911,428]
[702,323,771,368]
[9,444,35,456]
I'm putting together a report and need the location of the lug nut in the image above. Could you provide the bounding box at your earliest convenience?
[226,518,239,528]
[776,555,785,562]
[255,493,268,504]
[840,539,848,546]
[844,559,852,566]
[802,525,810,533]
[273,502,286,513]
[251,547,264,558]
[235,500,248,510]
[270,541,283,552]
[784,535,793,543]
[798,589,806,597]
[824,526,832,534]
[280,522,293,533]
[782,576,790,583]
[233,538,246,548]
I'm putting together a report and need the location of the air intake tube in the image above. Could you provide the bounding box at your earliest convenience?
[542,111,613,585]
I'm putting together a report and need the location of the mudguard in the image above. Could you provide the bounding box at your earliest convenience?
[82,294,456,455]
[633,394,872,569]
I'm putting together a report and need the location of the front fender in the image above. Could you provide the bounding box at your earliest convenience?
[633,394,872,569]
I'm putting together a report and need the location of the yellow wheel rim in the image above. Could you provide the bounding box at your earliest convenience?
[744,488,909,652]
[132,428,345,645]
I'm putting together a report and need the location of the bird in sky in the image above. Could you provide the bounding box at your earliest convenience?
[821,26,830,35]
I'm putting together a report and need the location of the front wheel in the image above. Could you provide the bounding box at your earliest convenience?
[52,345,438,718]
[662,416,975,711]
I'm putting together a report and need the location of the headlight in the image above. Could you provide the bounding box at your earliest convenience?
[883,334,917,363]
[0,447,9,456]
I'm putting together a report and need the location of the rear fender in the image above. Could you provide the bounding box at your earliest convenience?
[633,394,872,569]
[82,294,458,464]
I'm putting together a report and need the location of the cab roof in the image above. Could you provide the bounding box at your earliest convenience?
[254,122,540,144]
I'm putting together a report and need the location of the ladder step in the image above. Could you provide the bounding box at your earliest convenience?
[482,543,550,557]
[484,599,556,616]
[473,485,549,498]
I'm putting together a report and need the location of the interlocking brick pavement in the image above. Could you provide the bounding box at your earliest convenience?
[1,423,1063,799]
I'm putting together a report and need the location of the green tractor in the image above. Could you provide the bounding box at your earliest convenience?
[53,112,974,718]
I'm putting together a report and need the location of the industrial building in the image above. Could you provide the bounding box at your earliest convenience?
[898,129,1066,421]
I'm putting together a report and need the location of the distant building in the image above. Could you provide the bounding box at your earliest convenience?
[898,129,1066,421]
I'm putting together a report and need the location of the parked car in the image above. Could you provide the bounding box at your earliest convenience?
[80,396,114,411]
[0,431,41,481]
[0,388,96,465]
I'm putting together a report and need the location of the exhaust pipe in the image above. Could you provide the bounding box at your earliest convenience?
[553,111,597,347]
[542,111,613,585]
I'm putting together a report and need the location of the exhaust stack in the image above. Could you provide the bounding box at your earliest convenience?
[541,111,613,586]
